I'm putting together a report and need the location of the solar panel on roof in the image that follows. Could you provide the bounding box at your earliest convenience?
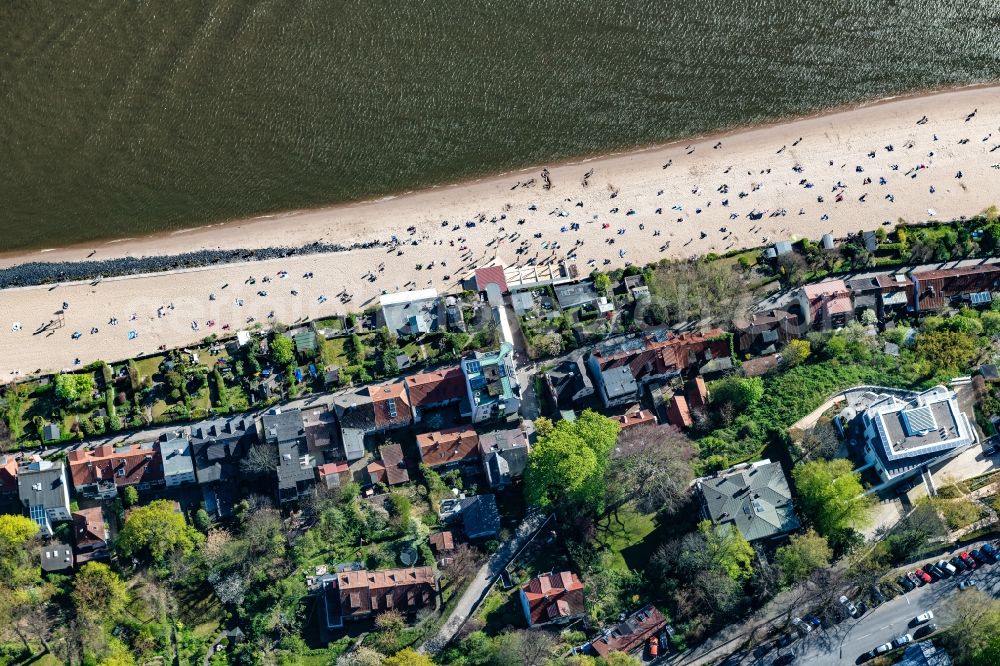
[971,291,992,305]
[902,405,936,435]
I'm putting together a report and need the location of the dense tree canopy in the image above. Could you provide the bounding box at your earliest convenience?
[55,372,96,402]
[116,499,204,563]
[524,410,620,513]
[711,376,764,412]
[792,459,872,536]
[774,529,831,585]
[270,335,295,366]
[605,424,696,514]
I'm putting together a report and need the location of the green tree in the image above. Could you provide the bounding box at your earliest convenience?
[711,376,764,412]
[594,272,611,295]
[774,529,831,585]
[0,515,39,585]
[121,485,139,508]
[915,330,977,375]
[54,373,95,403]
[116,499,204,563]
[782,339,811,367]
[193,508,212,533]
[72,561,129,621]
[941,588,1000,665]
[270,335,295,366]
[700,520,754,580]
[792,459,872,536]
[524,411,620,513]
[383,648,434,666]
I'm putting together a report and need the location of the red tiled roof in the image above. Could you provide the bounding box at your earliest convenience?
[72,507,107,549]
[337,566,436,619]
[615,407,657,430]
[666,395,692,428]
[0,455,18,495]
[417,427,481,468]
[475,265,508,294]
[741,354,781,377]
[404,366,465,408]
[520,571,584,626]
[591,605,668,657]
[368,381,413,430]
[379,443,410,485]
[429,531,455,553]
[366,461,386,484]
[67,443,164,489]
[686,377,708,408]
[592,329,730,383]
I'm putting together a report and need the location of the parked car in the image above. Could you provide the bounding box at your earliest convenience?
[777,633,797,648]
[898,575,916,591]
[792,617,813,635]
[908,571,926,586]
[950,556,968,572]
[937,560,957,576]
[892,634,913,648]
[840,595,858,616]
[959,579,977,590]
[874,642,893,655]
[647,636,658,658]
[981,542,998,559]
[970,549,990,565]
[915,568,933,584]
[804,614,822,627]
[868,584,886,605]
[923,564,942,581]
[910,611,934,626]
[961,552,978,569]
[914,623,937,639]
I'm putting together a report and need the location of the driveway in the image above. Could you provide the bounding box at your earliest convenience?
[420,512,550,654]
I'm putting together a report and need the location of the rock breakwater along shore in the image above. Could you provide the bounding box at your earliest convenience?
[0,240,388,290]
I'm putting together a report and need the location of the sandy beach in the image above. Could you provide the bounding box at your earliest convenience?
[2,85,999,382]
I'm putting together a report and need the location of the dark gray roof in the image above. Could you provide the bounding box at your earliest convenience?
[17,459,68,513]
[899,642,952,666]
[262,408,306,446]
[460,494,501,539]
[333,388,377,431]
[554,281,599,309]
[480,427,529,486]
[601,366,638,400]
[263,409,316,501]
[40,542,74,572]
[698,460,800,541]
[547,358,594,407]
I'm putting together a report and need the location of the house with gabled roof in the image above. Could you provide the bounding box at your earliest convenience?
[696,459,800,542]
[417,427,481,470]
[404,366,466,422]
[322,566,437,628]
[519,571,585,627]
[590,604,668,658]
[72,506,109,564]
[159,431,195,488]
[333,387,376,462]
[367,443,410,486]
[370,381,413,431]
[68,442,164,499]
[479,426,530,489]
[614,406,657,431]
[262,408,317,504]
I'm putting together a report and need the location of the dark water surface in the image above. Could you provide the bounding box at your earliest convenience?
[2,0,999,252]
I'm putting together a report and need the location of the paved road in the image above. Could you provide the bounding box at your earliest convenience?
[726,543,1000,666]
[420,512,551,654]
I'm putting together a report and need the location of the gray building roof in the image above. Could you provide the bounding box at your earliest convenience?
[511,291,535,315]
[554,281,599,309]
[480,427,529,487]
[381,294,440,336]
[460,494,501,539]
[17,459,69,516]
[40,542,74,572]
[159,433,194,479]
[600,365,638,400]
[697,459,800,542]
[262,409,316,503]
[899,641,952,666]
[189,416,256,485]
[546,358,594,408]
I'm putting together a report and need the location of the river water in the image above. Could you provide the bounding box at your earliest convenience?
[2,0,998,252]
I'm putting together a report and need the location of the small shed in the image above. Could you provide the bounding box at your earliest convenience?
[774,241,793,256]
[511,291,534,316]
[821,233,835,250]
[42,423,61,442]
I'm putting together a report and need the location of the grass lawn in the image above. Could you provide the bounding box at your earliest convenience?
[320,337,351,366]
[594,504,658,573]
[134,355,164,383]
